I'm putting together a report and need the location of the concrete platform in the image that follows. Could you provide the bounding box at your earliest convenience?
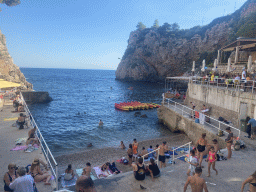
[0,99,55,192]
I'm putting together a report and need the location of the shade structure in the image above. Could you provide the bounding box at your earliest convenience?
[248,55,252,72]
[227,58,231,72]
[192,61,195,72]
[201,59,205,72]
[0,79,21,89]
[217,50,220,65]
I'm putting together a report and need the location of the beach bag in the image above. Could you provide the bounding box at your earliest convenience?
[123,159,128,165]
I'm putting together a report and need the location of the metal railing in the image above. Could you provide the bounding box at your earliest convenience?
[141,141,192,165]
[191,76,256,93]
[20,93,58,190]
[164,97,241,139]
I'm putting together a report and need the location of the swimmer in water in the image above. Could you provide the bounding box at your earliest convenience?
[99,120,103,126]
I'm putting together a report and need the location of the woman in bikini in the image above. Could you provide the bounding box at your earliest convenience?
[3,163,17,192]
[30,159,51,185]
[196,133,208,168]
[241,171,256,192]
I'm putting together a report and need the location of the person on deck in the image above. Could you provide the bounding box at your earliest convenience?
[3,163,17,192]
[148,158,160,181]
[241,171,256,192]
[30,159,51,185]
[248,118,256,140]
[132,158,146,181]
[196,133,208,168]
[225,127,233,159]
[184,167,208,192]
[159,141,168,168]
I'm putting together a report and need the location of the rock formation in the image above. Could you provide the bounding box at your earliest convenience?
[0,29,32,89]
[116,0,256,82]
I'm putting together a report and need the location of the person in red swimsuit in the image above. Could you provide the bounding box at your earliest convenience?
[207,146,218,177]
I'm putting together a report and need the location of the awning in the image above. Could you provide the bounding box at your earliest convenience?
[0,79,21,89]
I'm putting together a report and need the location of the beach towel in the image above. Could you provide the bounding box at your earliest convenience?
[11,145,28,151]
[172,147,192,152]
[76,169,97,180]
[4,117,18,121]
[93,167,112,179]
[15,138,27,145]
[60,174,77,188]
[168,150,178,155]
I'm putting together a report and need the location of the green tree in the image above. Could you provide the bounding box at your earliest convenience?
[152,19,159,28]
[0,0,20,6]
[170,22,180,32]
[136,22,146,30]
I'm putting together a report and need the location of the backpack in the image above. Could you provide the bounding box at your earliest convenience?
[123,159,128,165]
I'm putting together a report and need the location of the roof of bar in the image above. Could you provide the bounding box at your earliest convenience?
[221,38,256,52]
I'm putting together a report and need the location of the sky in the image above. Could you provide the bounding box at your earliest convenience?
[0,0,247,70]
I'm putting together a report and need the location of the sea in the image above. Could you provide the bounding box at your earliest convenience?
[20,68,174,157]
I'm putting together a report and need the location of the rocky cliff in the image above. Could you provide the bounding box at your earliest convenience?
[0,29,32,89]
[116,0,256,81]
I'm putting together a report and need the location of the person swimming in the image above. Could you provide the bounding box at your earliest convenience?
[99,120,103,126]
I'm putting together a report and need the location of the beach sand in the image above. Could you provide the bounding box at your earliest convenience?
[55,133,191,176]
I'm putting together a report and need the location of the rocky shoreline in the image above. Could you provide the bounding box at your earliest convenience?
[55,134,191,175]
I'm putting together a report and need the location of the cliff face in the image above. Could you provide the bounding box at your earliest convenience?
[0,29,32,89]
[116,0,256,81]
[116,23,230,81]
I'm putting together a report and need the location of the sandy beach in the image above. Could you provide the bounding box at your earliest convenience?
[55,133,191,175]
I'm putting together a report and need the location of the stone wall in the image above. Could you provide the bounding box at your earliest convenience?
[157,106,226,149]
[21,91,52,104]
[185,82,256,127]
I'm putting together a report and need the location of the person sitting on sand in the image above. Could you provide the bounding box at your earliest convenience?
[108,161,120,174]
[148,158,160,181]
[17,104,25,112]
[132,157,146,181]
[99,120,103,126]
[127,144,133,166]
[120,141,126,149]
[30,158,51,185]
[187,150,199,176]
[64,164,75,181]
[139,147,148,159]
[82,163,91,177]
[3,163,17,192]
[241,171,256,192]
[76,175,97,192]
[184,167,208,192]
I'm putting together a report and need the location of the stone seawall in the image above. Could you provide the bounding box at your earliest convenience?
[157,105,226,148]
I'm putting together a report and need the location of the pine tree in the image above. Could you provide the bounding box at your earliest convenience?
[136,22,146,30]
[152,19,159,28]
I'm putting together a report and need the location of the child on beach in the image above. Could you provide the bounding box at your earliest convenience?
[187,150,199,176]
[207,146,218,177]
[64,164,75,181]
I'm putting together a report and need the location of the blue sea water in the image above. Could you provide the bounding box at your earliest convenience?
[20,68,173,156]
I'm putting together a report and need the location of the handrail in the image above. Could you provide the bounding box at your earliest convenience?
[164,97,241,139]
[20,93,58,190]
[172,142,192,162]
[141,148,160,166]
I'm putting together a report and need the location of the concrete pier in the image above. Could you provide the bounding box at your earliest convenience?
[0,98,55,191]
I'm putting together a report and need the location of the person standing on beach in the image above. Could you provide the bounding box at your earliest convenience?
[159,141,168,168]
[241,171,256,192]
[225,127,233,159]
[247,117,256,140]
[187,150,198,176]
[132,139,138,162]
[184,167,208,192]
[127,144,133,166]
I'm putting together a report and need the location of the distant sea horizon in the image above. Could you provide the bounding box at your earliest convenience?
[20,68,174,157]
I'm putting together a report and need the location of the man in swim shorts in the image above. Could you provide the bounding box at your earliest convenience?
[184,167,208,192]
[159,141,168,168]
